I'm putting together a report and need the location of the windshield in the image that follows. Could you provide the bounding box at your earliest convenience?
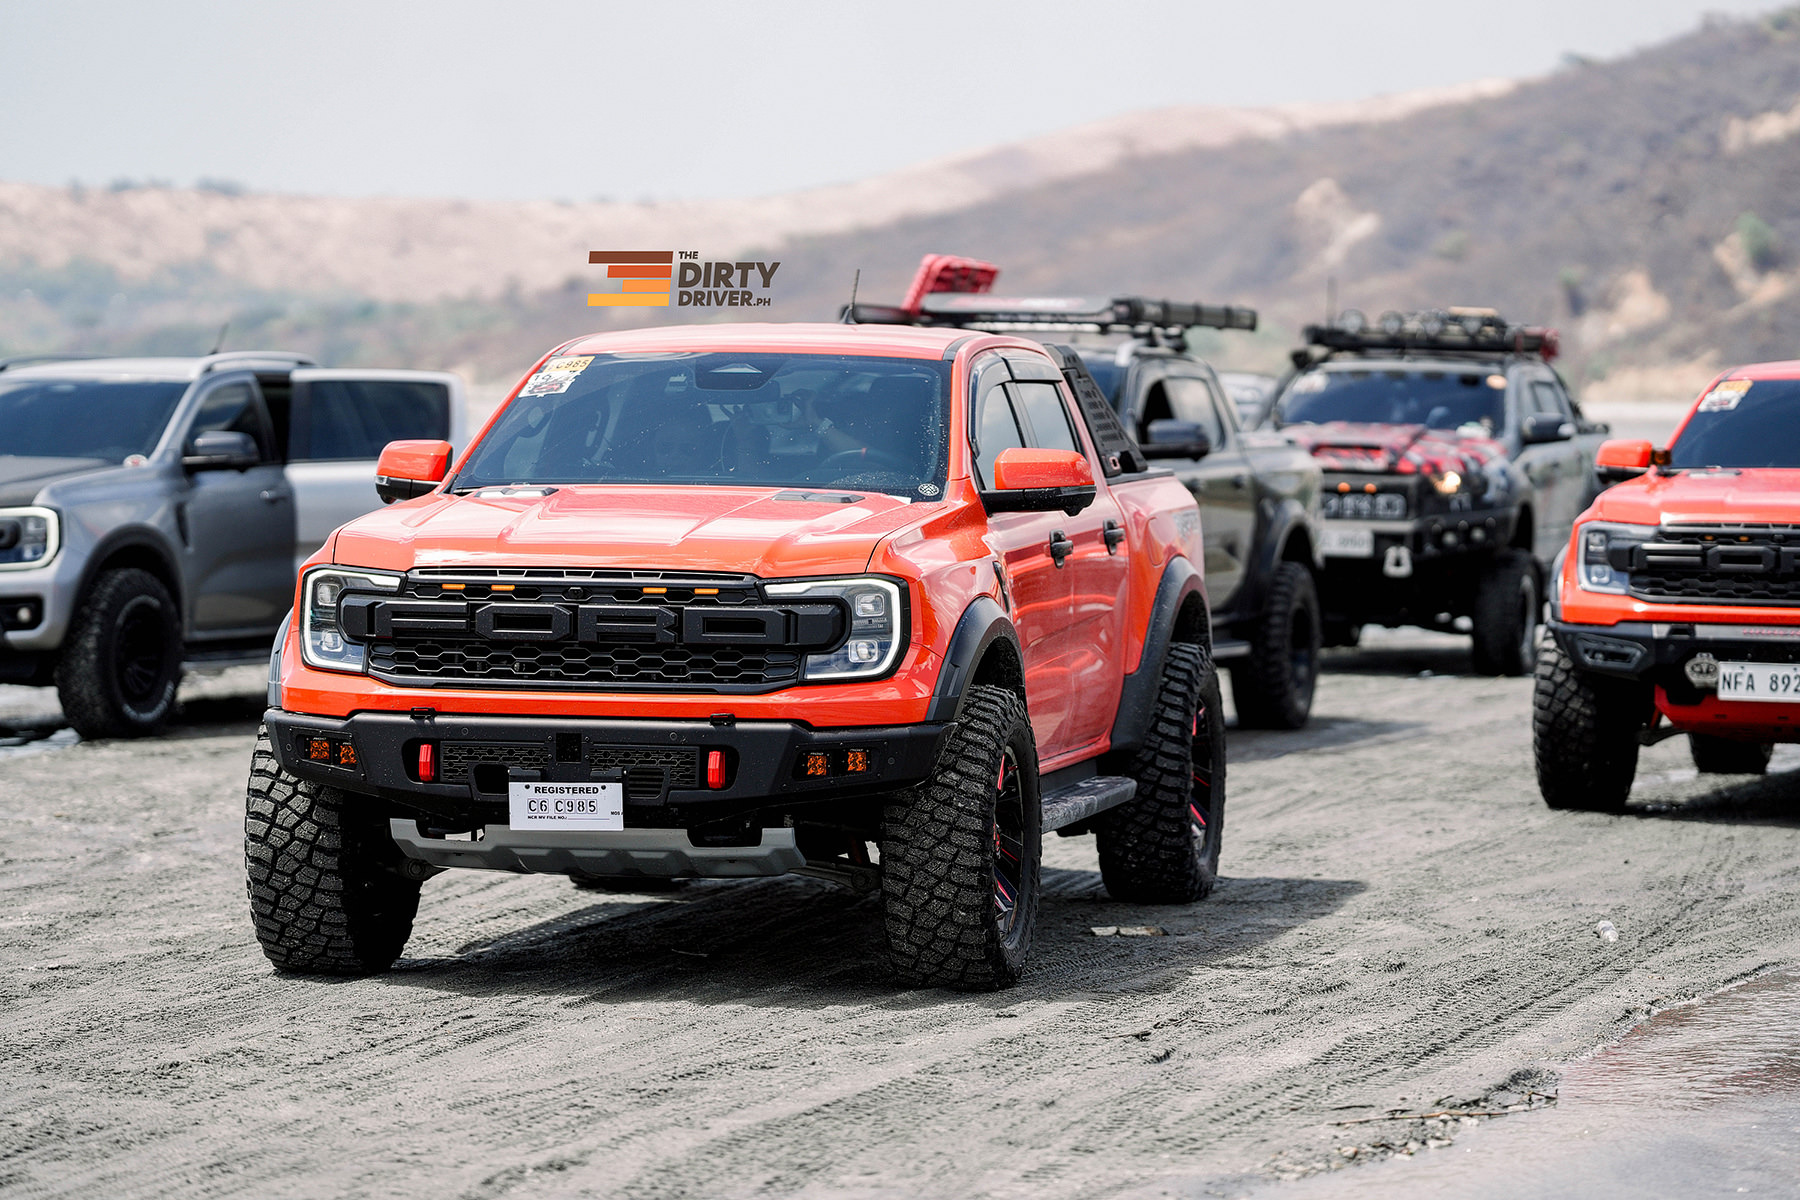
[1669,379,1800,469]
[1280,366,1506,433]
[455,352,951,496]
[0,378,187,463]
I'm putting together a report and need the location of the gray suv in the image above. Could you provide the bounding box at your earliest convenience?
[0,352,465,737]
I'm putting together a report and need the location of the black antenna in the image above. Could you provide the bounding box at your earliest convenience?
[207,321,230,355]
[841,269,860,324]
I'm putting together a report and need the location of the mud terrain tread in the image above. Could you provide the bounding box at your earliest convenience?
[881,686,1040,992]
[1533,638,1641,811]
[245,727,421,974]
[1471,549,1539,677]
[1233,560,1321,730]
[54,567,181,740]
[1096,643,1225,903]
[1689,734,1774,775]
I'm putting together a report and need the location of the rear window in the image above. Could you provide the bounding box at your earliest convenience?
[292,380,450,461]
[1670,379,1800,469]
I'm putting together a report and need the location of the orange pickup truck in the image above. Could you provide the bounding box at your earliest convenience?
[246,321,1220,989]
[1536,360,1800,809]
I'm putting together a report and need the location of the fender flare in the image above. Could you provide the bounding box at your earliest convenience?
[76,527,185,617]
[1108,556,1209,755]
[267,609,293,708]
[1245,497,1318,609]
[923,596,1023,723]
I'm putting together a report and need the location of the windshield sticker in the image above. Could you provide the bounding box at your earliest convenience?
[518,356,595,397]
[1290,373,1328,395]
[1700,380,1751,411]
[543,356,593,375]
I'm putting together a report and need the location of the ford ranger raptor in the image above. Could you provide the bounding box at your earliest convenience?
[1536,361,1800,809]
[248,322,1222,990]
[1269,310,1608,675]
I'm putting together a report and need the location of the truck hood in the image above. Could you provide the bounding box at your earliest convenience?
[1284,422,1506,478]
[0,456,112,506]
[1592,468,1800,526]
[331,485,936,578]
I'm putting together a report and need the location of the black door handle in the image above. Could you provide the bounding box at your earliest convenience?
[1048,530,1074,567]
[1103,519,1126,554]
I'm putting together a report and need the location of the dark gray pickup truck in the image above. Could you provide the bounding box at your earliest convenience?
[0,352,462,738]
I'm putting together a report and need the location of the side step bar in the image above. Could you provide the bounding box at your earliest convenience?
[1041,775,1137,833]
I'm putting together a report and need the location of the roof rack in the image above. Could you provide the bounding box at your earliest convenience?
[843,254,1257,350]
[1303,309,1558,360]
[198,350,317,373]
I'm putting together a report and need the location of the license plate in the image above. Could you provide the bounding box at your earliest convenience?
[1716,662,1800,703]
[508,781,624,830]
[1320,526,1375,558]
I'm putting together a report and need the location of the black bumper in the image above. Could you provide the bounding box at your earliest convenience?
[1550,619,1800,686]
[265,707,949,827]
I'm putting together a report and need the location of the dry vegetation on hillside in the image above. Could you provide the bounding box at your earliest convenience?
[1,11,1795,399]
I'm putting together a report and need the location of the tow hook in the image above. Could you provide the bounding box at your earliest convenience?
[1685,652,1720,692]
[1382,545,1414,578]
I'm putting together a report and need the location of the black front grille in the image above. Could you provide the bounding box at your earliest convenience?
[437,741,700,801]
[1629,525,1800,606]
[369,641,801,687]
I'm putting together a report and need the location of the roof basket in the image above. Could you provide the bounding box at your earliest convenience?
[1304,309,1558,360]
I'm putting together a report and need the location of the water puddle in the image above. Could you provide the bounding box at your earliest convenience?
[1251,970,1800,1199]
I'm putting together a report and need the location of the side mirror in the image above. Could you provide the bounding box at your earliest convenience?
[983,448,1096,516]
[1140,419,1213,460]
[375,439,453,504]
[183,430,261,472]
[1595,438,1654,483]
[1521,413,1576,445]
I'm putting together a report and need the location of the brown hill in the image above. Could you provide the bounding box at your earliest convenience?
[2,10,1796,401]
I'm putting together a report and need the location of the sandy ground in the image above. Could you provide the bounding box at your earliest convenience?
[4,628,1799,1199]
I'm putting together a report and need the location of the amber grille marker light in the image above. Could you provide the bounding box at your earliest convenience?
[589,251,673,308]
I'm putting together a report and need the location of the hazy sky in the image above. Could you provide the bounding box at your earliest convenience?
[1,0,1785,202]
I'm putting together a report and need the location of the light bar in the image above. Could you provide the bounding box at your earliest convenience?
[912,293,1258,333]
[1305,309,1558,359]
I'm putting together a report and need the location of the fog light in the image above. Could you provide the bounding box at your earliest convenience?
[307,738,331,762]
[802,751,829,778]
[845,749,870,774]
[847,640,879,664]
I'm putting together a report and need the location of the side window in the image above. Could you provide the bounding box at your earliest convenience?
[1166,377,1226,447]
[1008,381,1080,455]
[295,380,451,461]
[1138,378,1175,441]
[973,380,1025,490]
[188,382,271,460]
[1531,379,1572,420]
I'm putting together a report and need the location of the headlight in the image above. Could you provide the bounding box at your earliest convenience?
[0,507,59,569]
[1575,521,1656,595]
[765,577,905,681]
[299,566,401,672]
[1430,470,1463,495]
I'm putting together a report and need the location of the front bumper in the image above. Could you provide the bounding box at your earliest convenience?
[0,551,81,654]
[264,707,949,827]
[1549,619,1800,683]
[389,820,807,878]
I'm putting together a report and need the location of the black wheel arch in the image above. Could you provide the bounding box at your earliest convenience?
[924,595,1026,722]
[1108,556,1210,756]
[75,529,185,632]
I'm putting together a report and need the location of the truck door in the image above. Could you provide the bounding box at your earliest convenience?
[1004,357,1130,756]
[1166,372,1255,612]
[1513,371,1584,562]
[178,378,297,636]
[972,358,1071,754]
[286,370,456,571]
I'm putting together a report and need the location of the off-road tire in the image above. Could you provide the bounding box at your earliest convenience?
[1533,637,1643,811]
[54,567,182,739]
[1689,734,1774,776]
[1096,643,1226,903]
[1233,561,1321,730]
[1472,549,1540,677]
[245,726,421,974]
[881,686,1041,991]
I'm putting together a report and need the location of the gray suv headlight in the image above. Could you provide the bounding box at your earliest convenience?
[300,566,401,672]
[765,577,905,681]
[0,508,58,569]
